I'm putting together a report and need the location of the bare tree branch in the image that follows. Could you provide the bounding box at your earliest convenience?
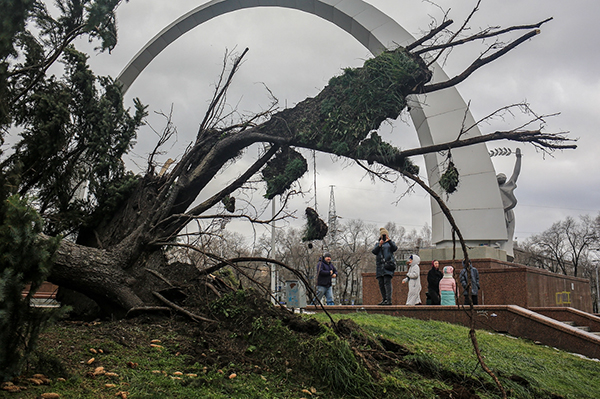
[152,291,216,323]
[425,0,482,66]
[421,28,541,94]
[406,19,454,52]
[394,129,575,162]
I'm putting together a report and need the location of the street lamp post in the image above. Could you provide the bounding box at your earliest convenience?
[270,199,276,305]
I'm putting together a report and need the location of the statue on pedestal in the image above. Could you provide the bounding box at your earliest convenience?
[497,148,522,259]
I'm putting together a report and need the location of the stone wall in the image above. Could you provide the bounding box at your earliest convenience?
[362,258,593,312]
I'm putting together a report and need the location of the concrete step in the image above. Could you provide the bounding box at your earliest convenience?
[574,325,591,332]
[29,298,60,308]
[562,321,595,333]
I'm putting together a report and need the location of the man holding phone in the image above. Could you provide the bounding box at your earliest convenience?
[372,227,398,305]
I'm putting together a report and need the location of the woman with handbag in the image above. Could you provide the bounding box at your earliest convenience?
[372,227,397,305]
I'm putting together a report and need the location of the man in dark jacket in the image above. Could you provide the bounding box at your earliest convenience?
[459,261,480,305]
[316,252,337,305]
[427,260,443,305]
[372,227,398,305]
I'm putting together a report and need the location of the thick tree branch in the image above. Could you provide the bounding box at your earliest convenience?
[395,130,575,160]
[151,144,280,238]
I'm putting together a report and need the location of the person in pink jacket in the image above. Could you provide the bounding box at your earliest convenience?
[439,266,457,306]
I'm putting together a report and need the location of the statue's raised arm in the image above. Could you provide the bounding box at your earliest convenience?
[507,147,522,186]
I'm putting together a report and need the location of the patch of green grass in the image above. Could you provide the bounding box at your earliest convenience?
[309,312,600,398]
[9,320,315,399]
[10,309,600,399]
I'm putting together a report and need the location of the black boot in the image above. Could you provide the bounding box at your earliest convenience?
[377,300,386,305]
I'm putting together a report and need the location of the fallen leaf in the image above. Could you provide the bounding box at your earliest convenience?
[150,339,161,343]
[301,389,312,395]
[105,372,119,378]
[186,373,197,377]
[173,371,183,376]
[28,378,43,385]
[151,370,162,374]
[93,367,105,376]
[126,361,138,369]
[311,387,317,394]
[89,348,97,354]
[105,384,117,388]
[87,358,95,365]
[229,373,237,379]
[40,393,60,399]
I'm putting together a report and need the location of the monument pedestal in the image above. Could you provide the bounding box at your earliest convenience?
[419,246,507,262]
[362,258,592,312]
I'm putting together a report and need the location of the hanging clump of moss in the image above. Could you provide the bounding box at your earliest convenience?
[439,160,459,194]
[221,195,235,213]
[262,147,308,200]
[302,207,328,242]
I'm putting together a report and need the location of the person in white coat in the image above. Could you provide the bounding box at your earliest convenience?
[402,254,422,305]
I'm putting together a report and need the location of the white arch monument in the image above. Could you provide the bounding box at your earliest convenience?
[117,0,511,259]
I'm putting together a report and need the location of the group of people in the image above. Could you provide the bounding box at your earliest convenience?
[372,227,480,306]
[314,227,481,306]
[426,260,480,306]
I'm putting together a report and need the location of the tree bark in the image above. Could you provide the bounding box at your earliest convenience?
[50,238,145,316]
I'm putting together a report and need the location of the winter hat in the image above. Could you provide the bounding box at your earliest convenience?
[443,266,454,275]
[379,227,389,238]
[323,252,332,259]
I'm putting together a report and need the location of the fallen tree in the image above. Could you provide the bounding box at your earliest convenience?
[1,0,576,317]
[2,2,580,394]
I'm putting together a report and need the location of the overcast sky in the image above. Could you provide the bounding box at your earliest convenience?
[82,0,600,245]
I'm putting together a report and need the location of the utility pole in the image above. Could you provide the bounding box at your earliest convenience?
[327,185,339,248]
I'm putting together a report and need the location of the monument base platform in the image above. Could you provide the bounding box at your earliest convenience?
[362,258,592,312]
[419,246,507,262]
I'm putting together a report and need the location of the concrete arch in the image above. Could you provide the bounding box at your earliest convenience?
[117,0,508,251]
